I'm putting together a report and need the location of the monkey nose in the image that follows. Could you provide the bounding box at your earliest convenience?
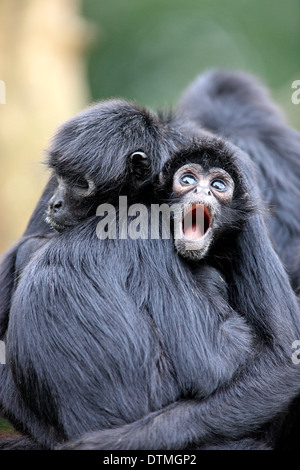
[49,198,63,211]
[194,187,211,196]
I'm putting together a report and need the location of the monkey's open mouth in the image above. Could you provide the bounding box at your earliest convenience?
[182,204,211,240]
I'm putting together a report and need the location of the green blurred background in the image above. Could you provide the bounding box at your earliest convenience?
[1,0,300,253]
[82,0,300,114]
[0,0,299,436]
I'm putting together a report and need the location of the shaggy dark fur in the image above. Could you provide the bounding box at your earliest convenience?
[1,78,300,450]
[175,69,300,449]
[176,69,300,292]
[0,99,192,449]
[58,140,300,450]
[0,99,192,340]
[2,135,300,450]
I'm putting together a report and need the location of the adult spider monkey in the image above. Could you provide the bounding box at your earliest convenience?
[1,86,300,449]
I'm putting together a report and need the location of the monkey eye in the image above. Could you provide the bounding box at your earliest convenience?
[211,179,227,191]
[68,175,96,197]
[69,175,90,190]
[180,173,198,186]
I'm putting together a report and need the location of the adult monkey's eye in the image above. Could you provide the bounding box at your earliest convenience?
[70,175,96,196]
[73,176,90,189]
[180,173,198,185]
[211,179,227,191]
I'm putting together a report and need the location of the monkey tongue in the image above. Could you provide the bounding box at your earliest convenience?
[182,204,208,240]
[184,225,203,240]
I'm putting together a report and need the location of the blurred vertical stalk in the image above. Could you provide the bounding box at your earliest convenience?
[0,0,95,253]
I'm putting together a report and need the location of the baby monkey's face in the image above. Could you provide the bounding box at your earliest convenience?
[172,163,235,260]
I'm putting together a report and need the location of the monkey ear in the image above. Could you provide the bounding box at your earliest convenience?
[129,151,150,180]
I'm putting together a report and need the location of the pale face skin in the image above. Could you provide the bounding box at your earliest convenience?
[172,163,235,260]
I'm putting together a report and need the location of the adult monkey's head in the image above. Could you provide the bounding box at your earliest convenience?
[45,99,192,231]
[158,139,254,261]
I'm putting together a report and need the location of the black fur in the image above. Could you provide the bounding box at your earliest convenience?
[58,140,300,450]
[0,99,191,448]
[2,134,300,450]
[175,69,300,449]
[176,69,300,291]
[0,99,191,340]
[1,82,300,450]
[0,234,53,339]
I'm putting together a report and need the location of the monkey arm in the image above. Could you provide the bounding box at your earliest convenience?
[60,351,299,450]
